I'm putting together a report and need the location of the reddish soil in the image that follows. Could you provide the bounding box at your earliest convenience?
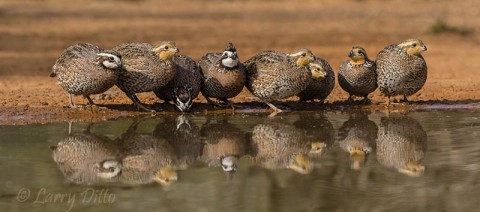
[1,0,479,124]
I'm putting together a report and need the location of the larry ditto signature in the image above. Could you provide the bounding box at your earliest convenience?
[17,187,115,212]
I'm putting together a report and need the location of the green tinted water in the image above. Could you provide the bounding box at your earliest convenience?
[1,110,479,212]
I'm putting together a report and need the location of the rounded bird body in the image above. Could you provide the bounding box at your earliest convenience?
[51,43,123,107]
[376,39,427,105]
[199,43,246,107]
[244,49,314,113]
[113,41,179,111]
[154,54,202,112]
[338,46,377,102]
[297,57,335,102]
[376,116,427,177]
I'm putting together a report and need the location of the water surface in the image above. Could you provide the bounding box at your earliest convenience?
[1,110,479,212]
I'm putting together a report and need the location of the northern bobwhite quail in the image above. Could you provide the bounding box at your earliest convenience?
[296,57,335,103]
[113,41,179,111]
[51,43,123,107]
[376,39,428,105]
[338,46,377,103]
[198,43,246,109]
[244,48,315,114]
[153,54,202,112]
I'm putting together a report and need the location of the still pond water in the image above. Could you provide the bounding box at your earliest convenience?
[0,110,479,212]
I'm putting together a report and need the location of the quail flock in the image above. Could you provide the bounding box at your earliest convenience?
[52,39,428,112]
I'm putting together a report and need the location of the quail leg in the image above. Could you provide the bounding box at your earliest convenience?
[387,96,391,106]
[126,93,155,112]
[348,94,354,103]
[262,99,283,116]
[362,96,371,104]
[402,95,410,104]
[205,97,224,108]
[221,99,243,110]
[83,95,95,105]
[68,93,75,108]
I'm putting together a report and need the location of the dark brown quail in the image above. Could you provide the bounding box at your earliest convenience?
[296,57,335,103]
[376,115,427,177]
[51,43,123,107]
[198,43,246,108]
[154,54,202,112]
[337,111,378,170]
[244,48,315,114]
[376,39,428,105]
[248,119,313,174]
[113,41,179,111]
[50,123,122,185]
[338,46,377,103]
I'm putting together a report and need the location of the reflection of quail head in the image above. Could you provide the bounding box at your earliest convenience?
[288,154,313,174]
[398,161,425,177]
[96,160,122,179]
[153,166,178,186]
[348,148,372,170]
[310,142,327,154]
[221,156,238,172]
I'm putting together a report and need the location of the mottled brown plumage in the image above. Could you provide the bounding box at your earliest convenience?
[199,116,247,173]
[338,46,377,103]
[154,54,202,112]
[199,43,246,108]
[337,111,378,170]
[248,120,313,174]
[293,112,335,157]
[244,48,314,113]
[118,119,177,186]
[376,39,428,105]
[296,57,335,103]
[113,41,179,111]
[51,43,123,107]
[376,115,427,177]
[51,124,122,185]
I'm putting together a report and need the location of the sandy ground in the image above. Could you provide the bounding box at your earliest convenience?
[1,0,479,124]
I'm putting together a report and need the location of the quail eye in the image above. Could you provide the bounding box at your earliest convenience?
[164,46,169,50]
[108,57,115,62]
[301,53,306,57]
[412,43,417,47]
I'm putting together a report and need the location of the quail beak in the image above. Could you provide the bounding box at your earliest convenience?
[421,45,427,51]
[398,161,425,177]
[310,142,327,154]
[348,50,354,58]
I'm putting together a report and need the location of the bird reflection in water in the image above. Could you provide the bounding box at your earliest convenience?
[153,114,204,170]
[248,117,314,174]
[376,115,427,177]
[293,112,335,157]
[118,118,178,186]
[199,116,248,176]
[337,111,378,170]
[50,123,123,185]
